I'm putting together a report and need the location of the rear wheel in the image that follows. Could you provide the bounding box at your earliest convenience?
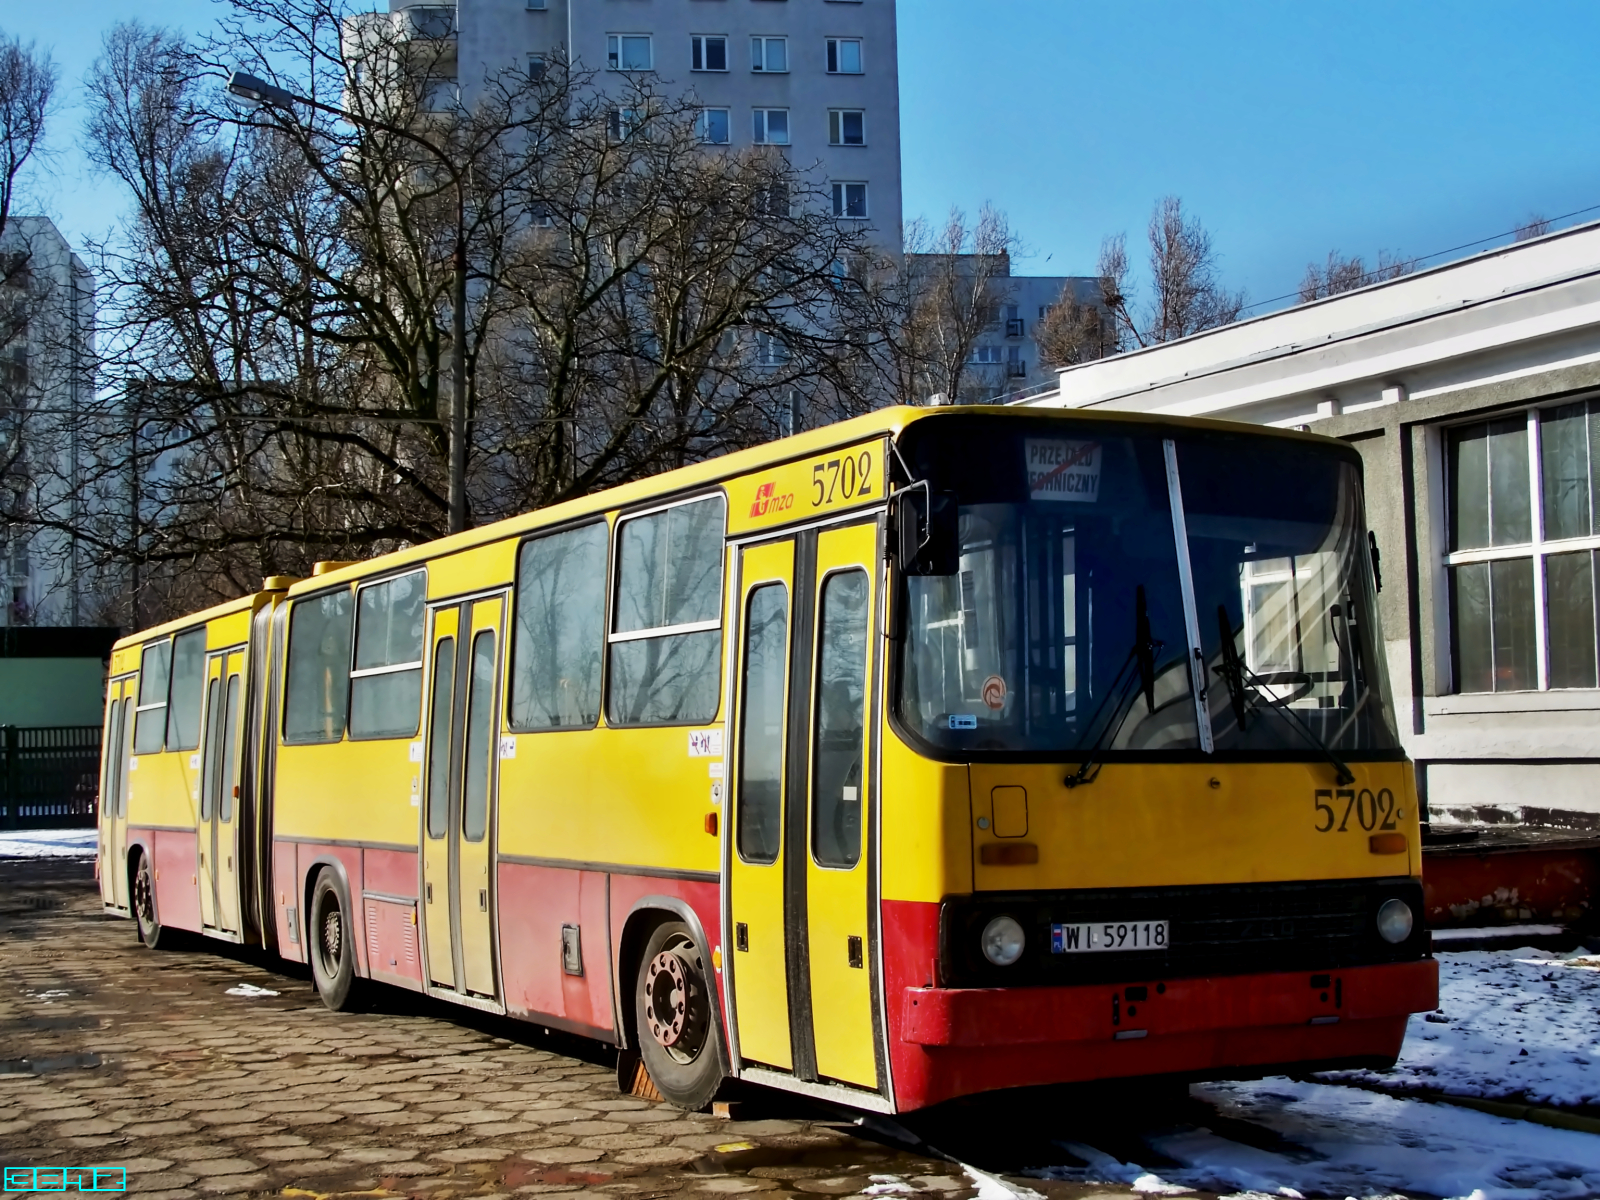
[309,871,363,1012]
[132,852,169,949]
[634,920,724,1110]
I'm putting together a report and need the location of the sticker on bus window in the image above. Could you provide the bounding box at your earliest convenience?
[949,714,978,730]
[1026,438,1101,503]
[689,729,724,757]
[499,736,517,760]
[409,741,424,763]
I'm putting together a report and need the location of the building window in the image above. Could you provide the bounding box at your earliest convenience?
[828,109,864,145]
[1445,400,1600,692]
[526,0,546,9]
[826,38,863,74]
[528,55,547,81]
[608,108,641,142]
[751,36,788,72]
[970,345,1002,365]
[607,34,652,71]
[755,332,790,367]
[752,108,790,145]
[698,108,731,144]
[692,35,727,71]
[831,181,867,219]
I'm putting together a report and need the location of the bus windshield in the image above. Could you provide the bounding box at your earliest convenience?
[896,418,1400,758]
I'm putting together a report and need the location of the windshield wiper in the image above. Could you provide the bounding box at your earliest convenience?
[1213,604,1355,787]
[1065,585,1161,789]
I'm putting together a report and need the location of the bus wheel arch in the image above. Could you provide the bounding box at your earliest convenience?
[305,860,365,1012]
[618,899,727,1111]
[129,845,160,947]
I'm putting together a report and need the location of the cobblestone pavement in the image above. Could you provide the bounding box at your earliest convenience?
[0,859,1153,1200]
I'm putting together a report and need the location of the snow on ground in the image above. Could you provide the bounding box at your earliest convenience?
[0,827,96,858]
[1036,1079,1600,1199]
[1325,946,1600,1108]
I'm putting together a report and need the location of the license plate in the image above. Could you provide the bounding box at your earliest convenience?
[1051,920,1169,954]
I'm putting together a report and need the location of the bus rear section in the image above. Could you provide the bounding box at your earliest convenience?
[872,414,1437,1111]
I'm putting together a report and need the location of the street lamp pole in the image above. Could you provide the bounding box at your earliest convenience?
[226,70,471,535]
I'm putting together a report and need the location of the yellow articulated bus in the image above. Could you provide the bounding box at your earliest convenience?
[97,405,1437,1113]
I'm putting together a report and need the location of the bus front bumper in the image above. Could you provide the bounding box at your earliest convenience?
[892,959,1437,1107]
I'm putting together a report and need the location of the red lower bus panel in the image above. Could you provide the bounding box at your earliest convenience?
[881,898,1438,1110]
[608,875,724,1042]
[498,862,614,1037]
[364,897,422,987]
[148,829,201,934]
[272,839,303,962]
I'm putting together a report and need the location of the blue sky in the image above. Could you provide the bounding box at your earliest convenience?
[11,0,1600,310]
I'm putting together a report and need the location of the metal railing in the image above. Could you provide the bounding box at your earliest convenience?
[1006,318,1025,338]
[0,725,101,830]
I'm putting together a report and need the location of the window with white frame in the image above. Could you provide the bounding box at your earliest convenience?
[608,107,641,142]
[607,34,652,71]
[526,0,545,10]
[826,38,862,73]
[1445,400,1600,692]
[697,107,730,144]
[970,345,1001,365]
[828,109,864,145]
[752,108,789,144]
[751,36,787,72]
[755,332,790,367]
[831,181,867,219]
[692,35,727,71]
[527,55,547,82]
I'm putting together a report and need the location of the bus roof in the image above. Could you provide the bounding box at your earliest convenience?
[112,592,264,652]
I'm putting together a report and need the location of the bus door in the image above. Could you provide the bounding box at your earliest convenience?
[99,678,134,911]
[198,649,246,936]
[728,519,880,1091]
[422,595,506,1000]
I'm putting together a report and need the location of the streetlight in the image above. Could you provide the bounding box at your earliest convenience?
[226,69,472,536]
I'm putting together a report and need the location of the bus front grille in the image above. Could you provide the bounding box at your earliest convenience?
[937,877,1428,989]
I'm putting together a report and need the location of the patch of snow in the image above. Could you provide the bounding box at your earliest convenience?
[1431,924,1567,942]
[224,983,279,998]
[1035,1079,1600,1199]
[960,1162,1042,1200]
[1322,947,1600,1107]
[0,827,97,858]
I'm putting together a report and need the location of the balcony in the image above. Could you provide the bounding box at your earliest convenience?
[393,5,456,41]
[1007,361,1027,378]
[1006,318,1025,338]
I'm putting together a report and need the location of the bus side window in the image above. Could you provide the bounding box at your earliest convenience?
[165,628,207,751]
[284,589,355,744]
[737,584,787,864]
[608,495,726,726]
[510,522,607,730]
[132,640,172,754]
[813,570,868,869]
[350,571,426,739]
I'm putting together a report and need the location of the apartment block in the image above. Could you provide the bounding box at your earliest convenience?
[401,0,903,246]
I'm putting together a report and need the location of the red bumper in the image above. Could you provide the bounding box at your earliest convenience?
[889,958,1438,1110]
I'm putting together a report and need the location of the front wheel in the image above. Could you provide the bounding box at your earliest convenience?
[634,921,725,1110]
[132,852,171,949]
[309,871,363,1012]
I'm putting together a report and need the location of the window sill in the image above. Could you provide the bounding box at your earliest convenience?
[1427,690,1600,716]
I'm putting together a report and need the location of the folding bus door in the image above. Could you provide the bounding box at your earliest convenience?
[212,651,246,936]
[421,594,507,1001]
[99,678,134,911]
[726,519,880,1092]
[197,653,226,931]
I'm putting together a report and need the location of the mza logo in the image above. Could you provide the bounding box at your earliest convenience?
[749,481,794,519]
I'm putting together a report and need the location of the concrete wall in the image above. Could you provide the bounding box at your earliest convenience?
[0,658,106,727]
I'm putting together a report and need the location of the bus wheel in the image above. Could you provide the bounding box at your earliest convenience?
[132,853,167,948]
[309,872,363,1012]
[634,921,724,1110]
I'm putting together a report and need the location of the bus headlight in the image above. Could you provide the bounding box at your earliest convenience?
[981,915,1026,966]
[1376,898,1414,944]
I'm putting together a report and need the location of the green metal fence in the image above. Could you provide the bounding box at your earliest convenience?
[0,725,102,830]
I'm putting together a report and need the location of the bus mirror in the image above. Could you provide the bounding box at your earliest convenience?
[895,484,958,577]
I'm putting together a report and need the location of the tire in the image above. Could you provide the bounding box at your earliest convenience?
[308,871,363,1012]
[132,852,171,949]
[634,920,725,1110]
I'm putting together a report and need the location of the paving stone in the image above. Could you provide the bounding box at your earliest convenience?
[194,1173,273,1194]
[556,1121,630,1136]
[246,1135,309,1148]
[430,1149,513,1163]
[614,1149,703,1167]
[255,1147,327,1162]
[164,1146,241,1163]
[521,1148,607,1165]
[124,1173,198,1191]
[120,1121,199,1137]
[580,1135,667,1152]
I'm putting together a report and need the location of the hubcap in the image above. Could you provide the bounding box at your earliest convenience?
[135,864,153,925]
[320,904,342,973]
[643,936,705,1064]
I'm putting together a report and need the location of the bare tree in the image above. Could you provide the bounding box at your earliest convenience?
[65,6,881,623]
[1298,248,1413,302]
[877,203,1017,404]
[1138,196,1245,343]
[1515,213,1552,242]
[0,31,55,242]
[1034,236,1127,369]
